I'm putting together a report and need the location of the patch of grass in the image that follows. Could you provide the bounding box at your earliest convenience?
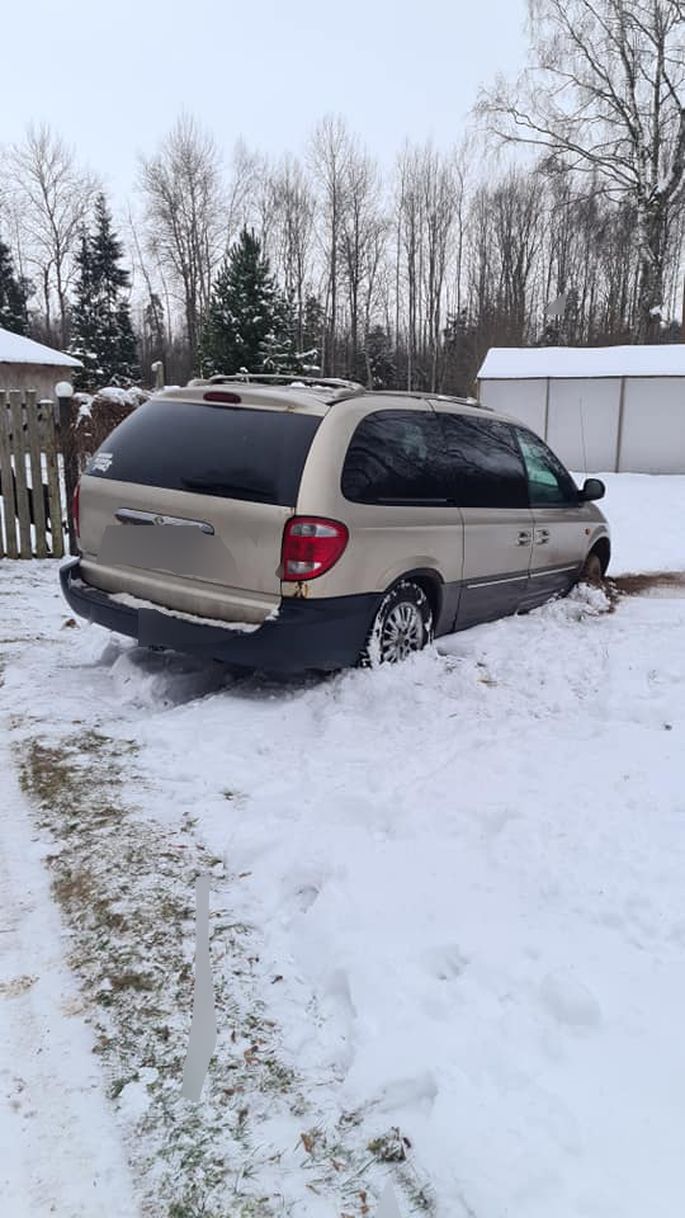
[109,970,156,993]
[367,1128,411,1164]
[402,1178,436,1213]
[263,1057,296,1094]
[77,729,113,753]
[91,900,128,932]
[20,741,73,809]
[52,867,96,908]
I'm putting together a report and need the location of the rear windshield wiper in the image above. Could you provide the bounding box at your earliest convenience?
[180,477,275,503]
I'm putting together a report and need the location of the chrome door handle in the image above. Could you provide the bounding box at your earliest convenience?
[516,531,532,546]
[535,528,550,545]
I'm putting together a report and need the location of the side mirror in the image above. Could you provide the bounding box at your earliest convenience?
[580,477,605,502]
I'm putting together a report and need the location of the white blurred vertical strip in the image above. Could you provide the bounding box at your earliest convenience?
[181,875,217,1101]
[376,1181,402,1217]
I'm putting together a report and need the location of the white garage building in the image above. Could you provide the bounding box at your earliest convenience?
[477,345,685,474]
[0,326,81,401]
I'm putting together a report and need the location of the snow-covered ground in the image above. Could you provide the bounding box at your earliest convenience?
[581,473,685,574]
[1,474,685,1218]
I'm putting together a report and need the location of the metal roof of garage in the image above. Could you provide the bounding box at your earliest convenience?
[478,345,685,380]
[0,326,81,368]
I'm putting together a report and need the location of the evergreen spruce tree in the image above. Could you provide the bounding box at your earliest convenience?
[200,228,294,375]
[362,325,395,388]
[70,193,138,387]
[0,236,30,334]
[297,294,325,371]
[71,231,98,382]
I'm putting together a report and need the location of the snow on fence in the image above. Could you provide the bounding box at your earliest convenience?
[0,389,66,559]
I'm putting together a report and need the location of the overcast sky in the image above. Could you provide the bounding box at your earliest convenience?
[5,0,528,200]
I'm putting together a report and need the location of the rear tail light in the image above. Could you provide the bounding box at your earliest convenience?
[72,478,81,542]
[281,516,349,581]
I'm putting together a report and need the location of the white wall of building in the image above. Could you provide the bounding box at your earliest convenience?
[480,375,685,474]
[619,378,685,474]
[478,378,547,434]
[0,363,73,402]
[547,378,621,472]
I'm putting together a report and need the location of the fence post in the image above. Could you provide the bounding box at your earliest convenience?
[0,391,18,558]
[55,381,78,555]
[38,399,65,559]
[9,390,32,558]
[25,390,49,558]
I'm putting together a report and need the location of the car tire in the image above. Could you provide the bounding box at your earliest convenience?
[361,580,433,667]
[579,549,604,586]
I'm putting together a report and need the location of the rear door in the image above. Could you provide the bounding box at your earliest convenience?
[515,427,587,605]
[79,398,321,623]
[433,410,534,629]
[328,406,464,629]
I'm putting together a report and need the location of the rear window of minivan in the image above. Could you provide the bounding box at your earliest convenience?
[85,399,321,506]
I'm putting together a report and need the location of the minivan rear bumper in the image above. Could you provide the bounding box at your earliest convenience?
[59,558,378,673]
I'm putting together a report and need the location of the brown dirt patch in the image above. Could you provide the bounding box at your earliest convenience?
[609,571,685,596]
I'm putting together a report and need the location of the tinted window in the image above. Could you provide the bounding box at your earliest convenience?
[85,399,321,506]
[341,410,452,504]
[438,414,529,508]
[516,429,578,506]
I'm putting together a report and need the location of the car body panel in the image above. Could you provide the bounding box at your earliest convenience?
[456,507,535,627]
[79,474,288,623]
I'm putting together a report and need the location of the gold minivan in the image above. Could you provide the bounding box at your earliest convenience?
[60,377,610,672]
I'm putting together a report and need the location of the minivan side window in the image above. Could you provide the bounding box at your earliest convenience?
[438,414,529,509]
[516,429,578,507]
[341,410,452,504]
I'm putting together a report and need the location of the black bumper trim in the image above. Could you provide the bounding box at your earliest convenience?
[59,559,379,673]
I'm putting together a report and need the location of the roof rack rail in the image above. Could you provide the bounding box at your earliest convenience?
[371,389,484,407]
[188,372,364,391]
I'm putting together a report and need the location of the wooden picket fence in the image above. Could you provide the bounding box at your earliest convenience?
[0,389,67,559]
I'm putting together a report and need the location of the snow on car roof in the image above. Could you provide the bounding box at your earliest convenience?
[479,344,685,380]
[0,325,82,368]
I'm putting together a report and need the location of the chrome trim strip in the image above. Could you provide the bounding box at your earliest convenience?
[466,563,578,591]
[466,574,528,590]
[115,508,215,535]
[530,564,578,579]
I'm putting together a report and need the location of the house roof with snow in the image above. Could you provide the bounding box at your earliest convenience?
[0,326,82,368]
[478,345,685,381]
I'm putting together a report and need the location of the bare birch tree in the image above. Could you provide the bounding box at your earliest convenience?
[491,170,545,339]
[421,147,456,390]
[395,144,458,389]
[361,221,390,386]
[269,156,315,351]
[8,124,97,343]
[447,142,471,327]
[481,0,685,337]
[396,145,423,389]
[310,116,352,375]
[139,115,225,354]
[339,144,386,378]
[225,139,263,242]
